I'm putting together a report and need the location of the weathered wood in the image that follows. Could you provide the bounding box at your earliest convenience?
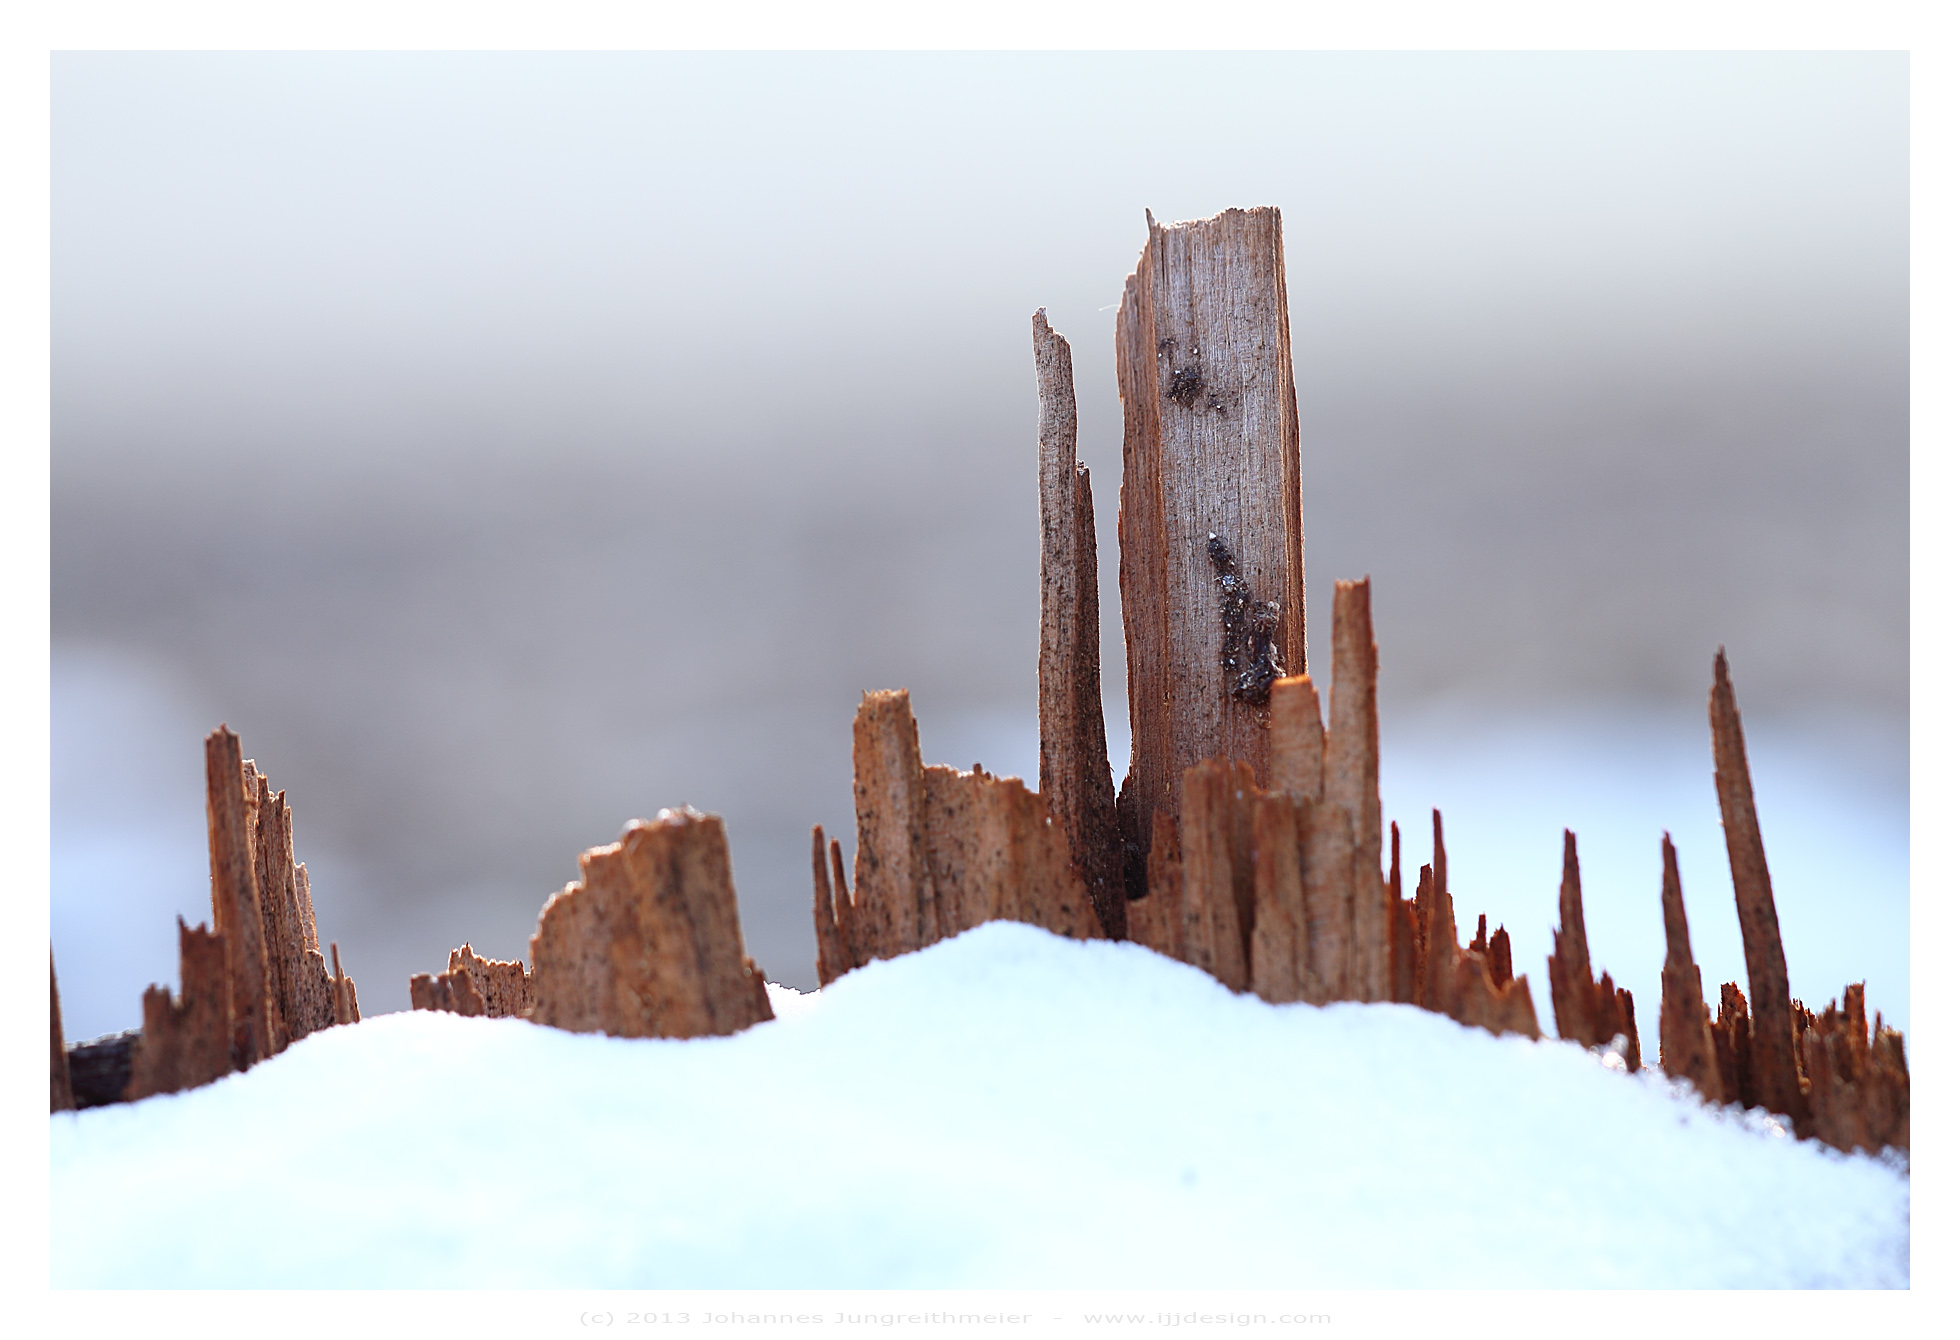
[812,824,853,987]
[1249,791,1307,1003]
[920,764,1104,943]
[1657,834,1723,1103]
[445,942,531,1017]
[1114,207,1305,895]
[1709,649,1807,1129]
[1326,579,1386,1001]
[1798,986,1907,1154]
[205,727,269,1071]
[253,775,293,1055]
[1034,310,1124,940]
[410,965,486,1016]
[127,919,233,1100]
[1303,798,1354,1004]
[1421,811,1458,1014]
[65,1029,141,1108]
[1269,674,1324,802]
[1175,758,1256,991]
[51,954,74,1112]
[1126,810,1185,961]
[529,808,773,1039]
[851,690,940,961]
[330,942,361,1026]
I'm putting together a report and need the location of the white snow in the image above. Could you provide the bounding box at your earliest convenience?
[51,922,1906,1289]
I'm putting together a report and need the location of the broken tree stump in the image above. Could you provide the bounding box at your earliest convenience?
[814,690,1104,983]
[1113,206,1306,897]
[1656,834,1723,1104]
[126,918,234,1101]
[1034,309,1123,940]
[530,808,773,1039]
[1710,649,1808,1131]
[51,954,74,1113]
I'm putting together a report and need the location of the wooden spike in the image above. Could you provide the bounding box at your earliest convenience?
[851,689,940,961]
[1113,207,1305,896]
[1470,913,1489,957]
[445,942,532,1018]
[1488,925,1514,988]
[1270,674,1325,802]
[205,727,269,1070]
[1034,310,1124,940]
[828,838,858,970]
[529,808,774,1039]
[51,953,74,1112]
[127,918,233,1101]
[1657,834,1723,1102]
[1547,830,1592,1044]
[1303,798,1354,1004]
[409,966,485,1017]
[1709,649,1806,1128]
[1412,863,1433,1007]
[812,824,851,987]
[1421,810,1457,1013]
[1613,981,1642,1071]
[1388,895,1418,1005]
[1327,579,1385,1001]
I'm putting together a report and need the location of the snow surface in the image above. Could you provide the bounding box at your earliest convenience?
[51,922,1907,1289]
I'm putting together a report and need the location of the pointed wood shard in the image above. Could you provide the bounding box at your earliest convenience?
[1709,649,1807,1129]
[205,727,269,1071]
[852,690,940,961]
[1269,674,1325,802]
[1250,791,1308,1003]
[330,943,360,1026]
[1422,811,1458,1014]
[51,954,74,1113]
[126,918,233,1101]
[812,824,853,987]
[1802,983,1909,1154]
[1326,578,1385,1001]
[1034,310,1124,940]
[1657,834,1723,1103]
[435,942,531,1018]
[1114,207,1306,893]
[529,808,774,1039]
[1177,757,1256,991]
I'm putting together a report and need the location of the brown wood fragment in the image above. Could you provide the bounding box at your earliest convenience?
[1715,981,1754,1107]
[206,727,270,1070]
[410,966,486,1016]
[920,764,1105,943]
[1802,984,1910,1154]
[1709,649,1807,1129]
[1613,981,1641,1071]
[1450,951,1544,1040]
[1388,895,1418,1005]
[330,943,361,1026]
[51,953,74,1112]
[1421,812,1458,1014]
[1249,791,1308,1003]
[1657,834,1723,1103]
[851,690,941,962]
[1034,310,1124,940]
[445,943,532,1017]
[65,1029,141,1108]
[127,919,234,1100]
[1176,757,1256,991]
[1326,579,1386,1001]
[1487,925,1514,988]
[1544,831,1640,1059]
[1125,810,1185,961]
[1303,798,1354,1004]
[1269,674,1325,803]
[1113,207,1305,895]
[529,808,773,1039]
[812,824,853,987]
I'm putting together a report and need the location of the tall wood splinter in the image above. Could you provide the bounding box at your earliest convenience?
[1114,207,1306,898]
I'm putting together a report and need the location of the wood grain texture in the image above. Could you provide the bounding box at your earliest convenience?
[1268,674,1324,802]
[1177,757,1256,992]
[1249,791,1307,1003]
[1421,811,1458,1015]
[1709,650,1807,1129]
[205,727,269,1071]
[1657,835,1723,1103]
[1114,207,1305,896]
[1034,310,1124,939]
[528,808,774,1039]
[811,825,853,987]
[852,690,940,960]
[127,919,235,1101]
[1325,579,1385,1001]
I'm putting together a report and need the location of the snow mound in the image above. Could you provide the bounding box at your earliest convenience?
[51,922,1906,1288]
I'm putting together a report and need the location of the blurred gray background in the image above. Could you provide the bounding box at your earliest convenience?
[53,53,1907,1044]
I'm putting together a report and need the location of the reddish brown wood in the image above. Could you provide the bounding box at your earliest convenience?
[1034,310,1124,940]
[1250,791,1307,1003]
[1421,812,1458,1014]
[126,919,233,1101]
[529,808,774,1039]
[51,954,74,1113]
[852,690,941,961]
[1657,834,1723,1103]
[1269,674,1325,803]
[205,728,269,1071]
[1114,207,1305,897]
[812,824,853,987]
[1326,579,1386,1001]
[1709,650,1807,1129]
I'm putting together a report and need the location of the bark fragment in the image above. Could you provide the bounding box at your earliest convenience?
[1114,207,1305,893]
[529,808,773,1039]
[1656,834,1723,1103]
[1709,649,1807,1130]
[127,919,234,1100]
[1034,310,1124,939]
